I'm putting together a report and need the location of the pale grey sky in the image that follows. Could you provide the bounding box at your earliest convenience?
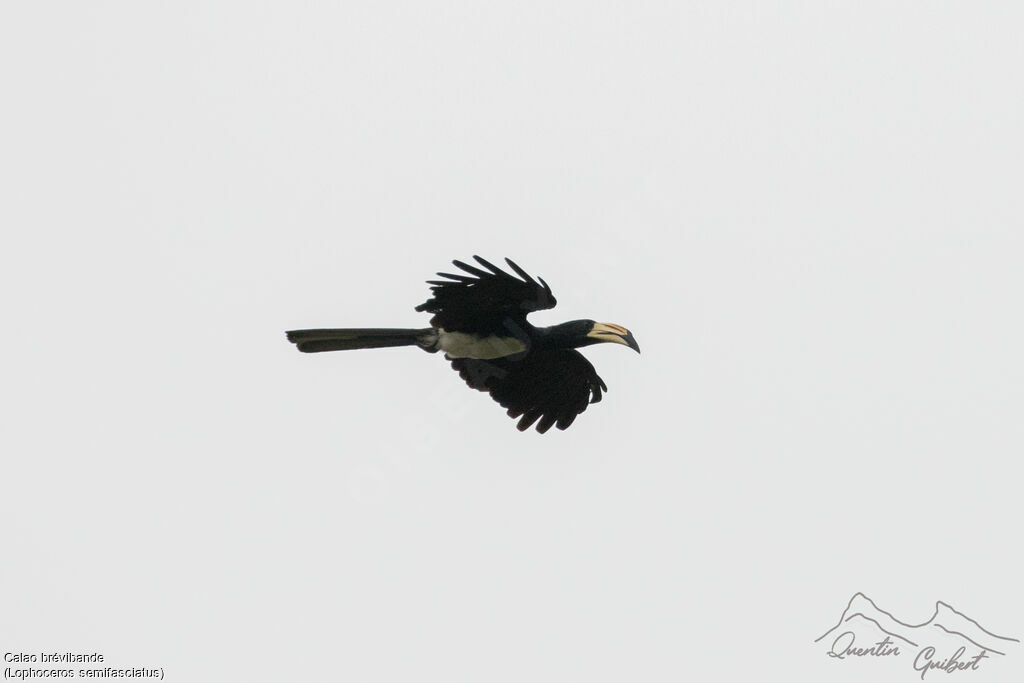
[2,2,1022,682]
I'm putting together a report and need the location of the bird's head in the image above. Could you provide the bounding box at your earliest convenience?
[543,319,640,353]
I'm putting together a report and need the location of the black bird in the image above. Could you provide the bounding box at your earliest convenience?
[286,256,639,433]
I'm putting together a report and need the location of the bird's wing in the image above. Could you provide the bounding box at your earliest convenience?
[415,256,556,335]
[450,349,607,433]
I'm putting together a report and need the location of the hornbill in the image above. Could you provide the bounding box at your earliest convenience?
[286,256,639,433]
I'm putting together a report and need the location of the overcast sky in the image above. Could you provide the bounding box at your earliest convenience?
[3,2,1022,682]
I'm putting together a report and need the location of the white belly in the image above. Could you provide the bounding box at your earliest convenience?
[437,330,527,359]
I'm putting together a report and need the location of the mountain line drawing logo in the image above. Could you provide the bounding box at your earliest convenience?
[815,592,1019,679]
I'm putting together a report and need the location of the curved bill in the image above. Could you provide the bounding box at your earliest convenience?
[587,322,641,353]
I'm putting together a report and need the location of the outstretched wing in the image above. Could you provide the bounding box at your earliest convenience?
[451,350,607,433]
[415,256,556,335]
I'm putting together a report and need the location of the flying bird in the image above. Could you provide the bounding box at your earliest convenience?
[286,256,639,433]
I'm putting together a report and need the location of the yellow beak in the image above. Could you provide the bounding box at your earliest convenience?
[586,322,641,353]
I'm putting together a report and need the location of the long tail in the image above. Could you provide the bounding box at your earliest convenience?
[286,328,437,353]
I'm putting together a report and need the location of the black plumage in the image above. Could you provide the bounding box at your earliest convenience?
[286,256,639,433]
[451,350,606,433]
[416,257,556,335]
